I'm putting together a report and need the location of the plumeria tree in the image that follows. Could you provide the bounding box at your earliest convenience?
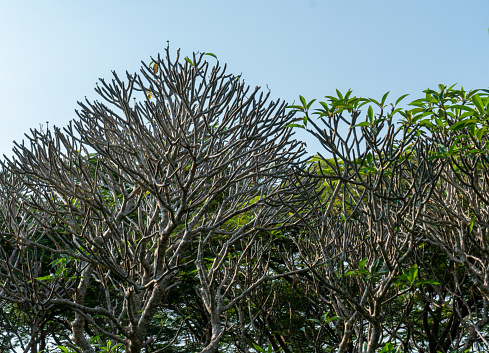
[0,48,309,353]
[282,86,489,353]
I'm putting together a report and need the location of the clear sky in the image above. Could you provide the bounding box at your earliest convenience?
[1,0,488,157]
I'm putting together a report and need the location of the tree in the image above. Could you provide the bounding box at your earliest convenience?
[283,86,489,352]
[283,90,436,352]
[2,48,489,353]
[406,85,489,351]
[0,48,308,353]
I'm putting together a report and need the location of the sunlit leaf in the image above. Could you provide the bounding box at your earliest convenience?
[472,94,484,114]
[306,98,316,109]
[367,106,374,123]
[286,123,304,128]
[449,119,478,131]
[359,258,367,270]
[408,264,418,283]
[252,343,267,353]
[395,93,409,106]
[381,91,390,107]
[354,121,370,127]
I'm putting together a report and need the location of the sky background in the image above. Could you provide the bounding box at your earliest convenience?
[1,0,488,157]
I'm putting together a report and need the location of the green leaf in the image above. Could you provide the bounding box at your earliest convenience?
[371,258,380,274]
[469,216,475,233]
[55,266,67,277]
[50,257,66,267]
[325,316,340,323]
[378,268,389,275]
[367,106,374,123]
[307,318,321,324]
[319,101,329,112]
[459,111,476,120]
[380,343,396,353]
[395,94,409,106]
[354,121,370,127]
[366,152,373,164]
[476,127,486,140]
[448,143,459,155]
[449,119,478,131]
[417,279,441,286]
[306,99,316,110]
[359,268,370,276]
[369,98,380,106]
[449,105,477,113]
[359,258,367,270]
[408,264,418,283]
[300,95,307,109]
[286,123,304,128]
[204,52,217,59]
[185,57,195,66]
[321,313,341,324]
[36,275,54,282]
[381,91,390,107]
[252,343,267,353]
[336,89,344,100]
[473,94,484,114]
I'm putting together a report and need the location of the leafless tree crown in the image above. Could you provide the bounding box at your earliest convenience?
[0,49,307,353]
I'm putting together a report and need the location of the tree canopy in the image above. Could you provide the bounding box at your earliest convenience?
[1,49,489,353]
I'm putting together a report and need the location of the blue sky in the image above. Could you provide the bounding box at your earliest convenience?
[1,0,488,156]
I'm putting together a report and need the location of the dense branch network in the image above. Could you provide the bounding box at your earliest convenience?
[1,51,489,353]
